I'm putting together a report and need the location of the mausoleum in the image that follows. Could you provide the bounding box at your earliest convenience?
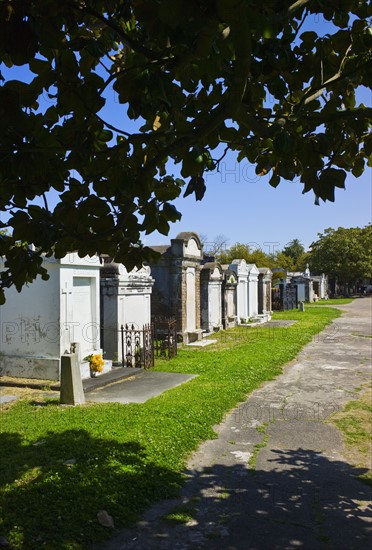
[150,232,203,342]
[0,253,102,380]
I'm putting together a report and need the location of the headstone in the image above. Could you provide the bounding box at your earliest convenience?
[60,353,85,405]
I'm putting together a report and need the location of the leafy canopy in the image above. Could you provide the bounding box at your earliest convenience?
[0,0,371,302]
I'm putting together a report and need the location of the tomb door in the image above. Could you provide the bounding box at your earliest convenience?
[71,277,97,356]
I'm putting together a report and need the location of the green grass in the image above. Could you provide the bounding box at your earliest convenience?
[0,307,341,549]
[162,502,198,525]
[330,386,372,486]
[307,298,354,306]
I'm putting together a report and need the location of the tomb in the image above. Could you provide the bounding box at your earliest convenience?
[247,263,260,317]
[258,268,273,315]
[150,232,203,343]
[100,261,154,363]
[230,259,249,323]
[221,267,238,328]
[0,253,102,380]
[200,262,223,332]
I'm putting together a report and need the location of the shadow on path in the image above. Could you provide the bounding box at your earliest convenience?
[102,448,372,549]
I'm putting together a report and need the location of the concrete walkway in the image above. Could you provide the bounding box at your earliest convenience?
[100,298,372,550]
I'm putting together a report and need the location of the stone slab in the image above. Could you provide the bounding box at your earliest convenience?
[188,339,217,347]
[87,371,198,404]
[0,395,18,404]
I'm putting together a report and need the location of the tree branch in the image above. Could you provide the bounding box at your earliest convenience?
[299,44,368,107]
[81,5,170,63]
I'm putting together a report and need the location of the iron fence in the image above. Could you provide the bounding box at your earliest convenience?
[152,317,178,359]
[120,323,154,369]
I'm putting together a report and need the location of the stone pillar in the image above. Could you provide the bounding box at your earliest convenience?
[60,353,85,405]
[195,266,201,330]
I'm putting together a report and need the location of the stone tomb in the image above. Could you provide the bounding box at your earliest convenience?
[221,267,238,328]
[230,259,249,323]
[311,273,328,300]
[150,232,203,343]
[230,260,260,322]
[200,262,223,332]
[0,253,102,380]
[100,261,154,362]
[258,267,273,315]
[291,275,314,302]
[247,263,260,317]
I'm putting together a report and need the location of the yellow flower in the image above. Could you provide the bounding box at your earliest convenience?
[84,353,104,373]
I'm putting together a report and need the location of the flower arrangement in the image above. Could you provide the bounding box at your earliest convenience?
[84,353,104,376]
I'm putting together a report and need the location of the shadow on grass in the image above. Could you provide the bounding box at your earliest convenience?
[99,448,372,550]
[0,429,183,549]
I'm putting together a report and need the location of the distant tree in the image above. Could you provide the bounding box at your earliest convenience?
[282,239,305,261]
[271,251,296,273]
[217,243,251,265]
[309,225,372,287]
[217,242,272,267]
[203,234,230,257]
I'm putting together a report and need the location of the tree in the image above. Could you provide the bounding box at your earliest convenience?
[309,225,372,287]
[0,1,371,302]
[202,234,230,257]
[282,239,305,261]
[217,242,272,267]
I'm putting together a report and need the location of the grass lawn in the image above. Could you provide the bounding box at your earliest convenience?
[0,307,341,549]
[329,385,372,486]
[307,298,354,306]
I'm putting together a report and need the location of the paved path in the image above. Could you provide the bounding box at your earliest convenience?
[100,299,372,549]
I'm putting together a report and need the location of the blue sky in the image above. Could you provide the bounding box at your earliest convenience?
[143,140,372,253]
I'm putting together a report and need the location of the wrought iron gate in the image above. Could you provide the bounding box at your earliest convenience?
[120,323,154,369]
[152,317,177,359]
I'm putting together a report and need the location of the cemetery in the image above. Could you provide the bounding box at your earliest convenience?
[0,232,331,382]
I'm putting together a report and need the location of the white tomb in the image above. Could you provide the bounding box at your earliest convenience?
[221,267,238,328]
[200,263,223,332]
[100,262,154,362]
[247,264,260,317]
[0,253,102,380]
[230,259,249,323]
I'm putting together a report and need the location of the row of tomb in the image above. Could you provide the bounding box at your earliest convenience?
[0,232,327,380]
